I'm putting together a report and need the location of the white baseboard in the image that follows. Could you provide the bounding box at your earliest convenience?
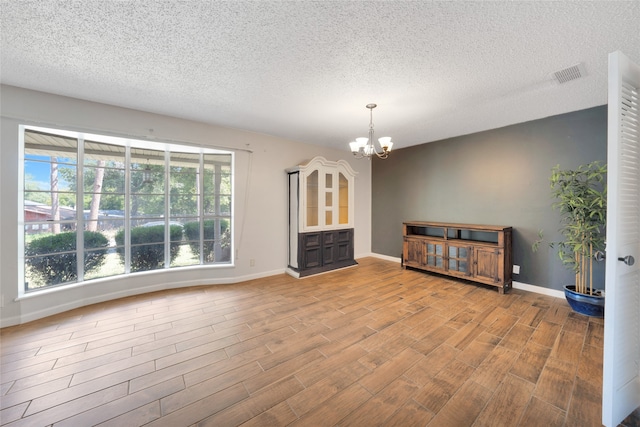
[512,281,564,299]
[363,253,402,263]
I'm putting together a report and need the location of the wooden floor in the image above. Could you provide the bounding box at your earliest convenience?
[1,258,638,426]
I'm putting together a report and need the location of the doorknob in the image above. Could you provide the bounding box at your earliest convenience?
[594,251,606,262]
[618,255,635,266]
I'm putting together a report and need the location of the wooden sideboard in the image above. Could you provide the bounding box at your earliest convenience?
[403,221,513,293]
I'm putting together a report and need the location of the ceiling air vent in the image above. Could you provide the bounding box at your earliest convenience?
[553,63,587,84]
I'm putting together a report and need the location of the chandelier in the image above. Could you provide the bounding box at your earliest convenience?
[349,103,393,159]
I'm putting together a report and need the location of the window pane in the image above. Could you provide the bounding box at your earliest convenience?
[130,194,166,217]
[82,195,125,216]
[84,140,125,165]
[170,218,197,267]
[83,167,125,194]
[24,227,110,289]
[124,223,182,272]
[202,218,231,264]
[204,194,231,215]
[25,196,78,221]
[131,148,165,193]
[170,194,199,216]
[203,238,232,264]
[22,126,234,293]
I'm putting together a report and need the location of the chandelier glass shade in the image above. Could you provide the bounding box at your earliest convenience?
[349,103,393,159]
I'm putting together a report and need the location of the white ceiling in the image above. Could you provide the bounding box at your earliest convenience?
[1,1,639,152]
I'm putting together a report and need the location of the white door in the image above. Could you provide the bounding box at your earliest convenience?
[603,51,640,427]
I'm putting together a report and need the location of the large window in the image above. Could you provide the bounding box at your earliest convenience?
[21,126,233,292]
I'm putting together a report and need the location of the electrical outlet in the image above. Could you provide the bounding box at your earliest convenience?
[250,259,255,267]
[513,265,520,274]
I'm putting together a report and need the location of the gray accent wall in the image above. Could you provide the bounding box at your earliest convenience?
[371,106,607,291]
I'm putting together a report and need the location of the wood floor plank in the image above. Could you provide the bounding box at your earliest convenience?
[160,362,263,415]
[53,377,184,427]
[0,401,28,424]
[288,382,373,427]
[426,379,493,427]
[8,382,129,427]
[534,356,577,411]
[562,311,589,335]
[518,305,548,328]
[411,324,458,355]
[469,345,519,391]
[339,376,420,426]
[412,359,476,413]
[25,362,155,416]
[128,348,226,393]
[295,343,368,387]
[0,258,606,426]
[8,348,132,393]
[543,302,571,325]
[154,335,238,370]
[0,375,72,411]
[403,314,448,341]
[550,330,584,365]
[486,312,519,338]
[530,320,563,348]
[383,398,434,426]
[585,318,605,348]
[239,401,298,427]
[499,322,535,352]
[56,333,156,367]
[565,376,603,427]
[509,341,551,384]
[147,382,248,427]
[518,396,566,427]
[245,349,325,394]
[287,360,369,417]
[68,345,175,387]
[455,331,501,368]
[94,401,161,427]
[577,344,603,388]
[196,376,305,427]
[474,373,535,427]
[404,344,460,386]
[1,344,86,374]
[182,345,272,388]
[357,347,423,394]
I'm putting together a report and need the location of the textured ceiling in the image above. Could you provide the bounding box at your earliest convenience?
[1,1,639,152]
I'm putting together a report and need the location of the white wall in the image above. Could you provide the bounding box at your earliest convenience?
[0,85,372,327]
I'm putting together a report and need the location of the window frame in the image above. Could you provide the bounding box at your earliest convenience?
[19,124,234,296]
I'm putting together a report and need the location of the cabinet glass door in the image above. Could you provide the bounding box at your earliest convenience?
[338,172,348,225]
[325,172,333,226]
[426,242,444,270]
[306,170,318,227]
[448,245,470,274]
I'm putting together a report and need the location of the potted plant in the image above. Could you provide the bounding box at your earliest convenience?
[533,161,607,317]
